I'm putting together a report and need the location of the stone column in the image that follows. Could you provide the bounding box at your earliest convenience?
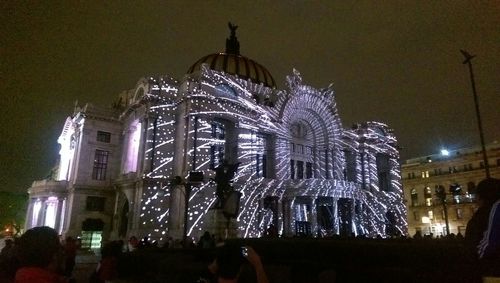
[38,198,47,227]
[54,198,64,233]
[25,199,35,230]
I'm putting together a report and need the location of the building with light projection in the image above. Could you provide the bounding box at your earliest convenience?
[26,25,406,248]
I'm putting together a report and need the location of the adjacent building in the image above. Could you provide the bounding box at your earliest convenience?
[26,25,405,247]
[402,142,500,237]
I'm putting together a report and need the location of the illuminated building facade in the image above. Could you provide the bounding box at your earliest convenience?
[26,26,405,245]
[402,143,500,237]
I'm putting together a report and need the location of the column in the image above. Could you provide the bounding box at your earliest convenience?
[54,198,64,233]
[38,198,47,227]
[25,199,35,230]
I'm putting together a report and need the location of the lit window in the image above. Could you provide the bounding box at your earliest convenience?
[92,150,109,180]
[456,208,463,219]
[424,187,432,206]
[411,189,418,207]
[428,210,434,220]
[96,131,111,143]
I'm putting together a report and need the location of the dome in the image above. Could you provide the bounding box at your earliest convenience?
[187,22,276,88]
[187,53,276,88]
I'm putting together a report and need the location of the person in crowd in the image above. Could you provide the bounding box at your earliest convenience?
[62,236,77,278]
[1,239,14,258]
[197,243,269,283]
[465,178,500,251]
[477,198,500,277]
[127,236,139,252]
[0,238,17,283]
[91,241,122,283]
[14,226,68,283]
[198,231,215,249]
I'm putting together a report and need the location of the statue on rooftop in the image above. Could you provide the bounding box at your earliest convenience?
[225,22,240,55]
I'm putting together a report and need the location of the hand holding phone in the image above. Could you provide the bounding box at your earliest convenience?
[241,246,248,257]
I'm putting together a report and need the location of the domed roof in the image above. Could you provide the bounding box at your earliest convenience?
[187,22,276,88]
[187,53,276,88]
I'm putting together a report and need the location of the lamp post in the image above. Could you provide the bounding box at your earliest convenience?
[460,50,490,178]
[436,186,450,236]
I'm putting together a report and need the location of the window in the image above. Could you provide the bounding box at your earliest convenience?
[210,145,224,169]
[96,131,111,143]
[428,210,434,220]
[306,162,313,179]
[344,150,356,182]
[421,171,429,178]
[86,196,106,211]
[413,211,420,221]
[297,144,304,154]
[411,189,418,207]
[210,122,225,169]
[291,143,295,153]
[297,161,304,179]
[92,150,109,180]
[376,153,390,191]
[211,122,225,140]
[456,208,463,219]
[290,160,295,179]
[256,154,267,178]
[305,146,313,155]
[424,187,432,206]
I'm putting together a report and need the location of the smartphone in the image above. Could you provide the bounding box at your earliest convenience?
[241,246,248,257]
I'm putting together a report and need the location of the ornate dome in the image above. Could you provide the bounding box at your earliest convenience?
[187,53,276,88]
[187,22,276,88]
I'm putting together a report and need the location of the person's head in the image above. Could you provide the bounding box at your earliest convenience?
[16,226,63,272]
[215,243,247,280]
[476,178,500,207]
[4,239,14,248]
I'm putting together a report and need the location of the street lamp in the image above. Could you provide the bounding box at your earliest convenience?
[460,50,490,178]
[436,186,450,235]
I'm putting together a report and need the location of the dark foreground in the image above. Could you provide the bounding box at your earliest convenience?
[116,238,483,283]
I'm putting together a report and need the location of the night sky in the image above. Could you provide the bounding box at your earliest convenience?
[1,1,499,193]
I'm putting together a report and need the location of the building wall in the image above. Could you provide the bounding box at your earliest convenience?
[27,68,406,244]
[402,143,500,236]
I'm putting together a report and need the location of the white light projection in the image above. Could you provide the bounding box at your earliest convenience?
[138,67,406,241]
